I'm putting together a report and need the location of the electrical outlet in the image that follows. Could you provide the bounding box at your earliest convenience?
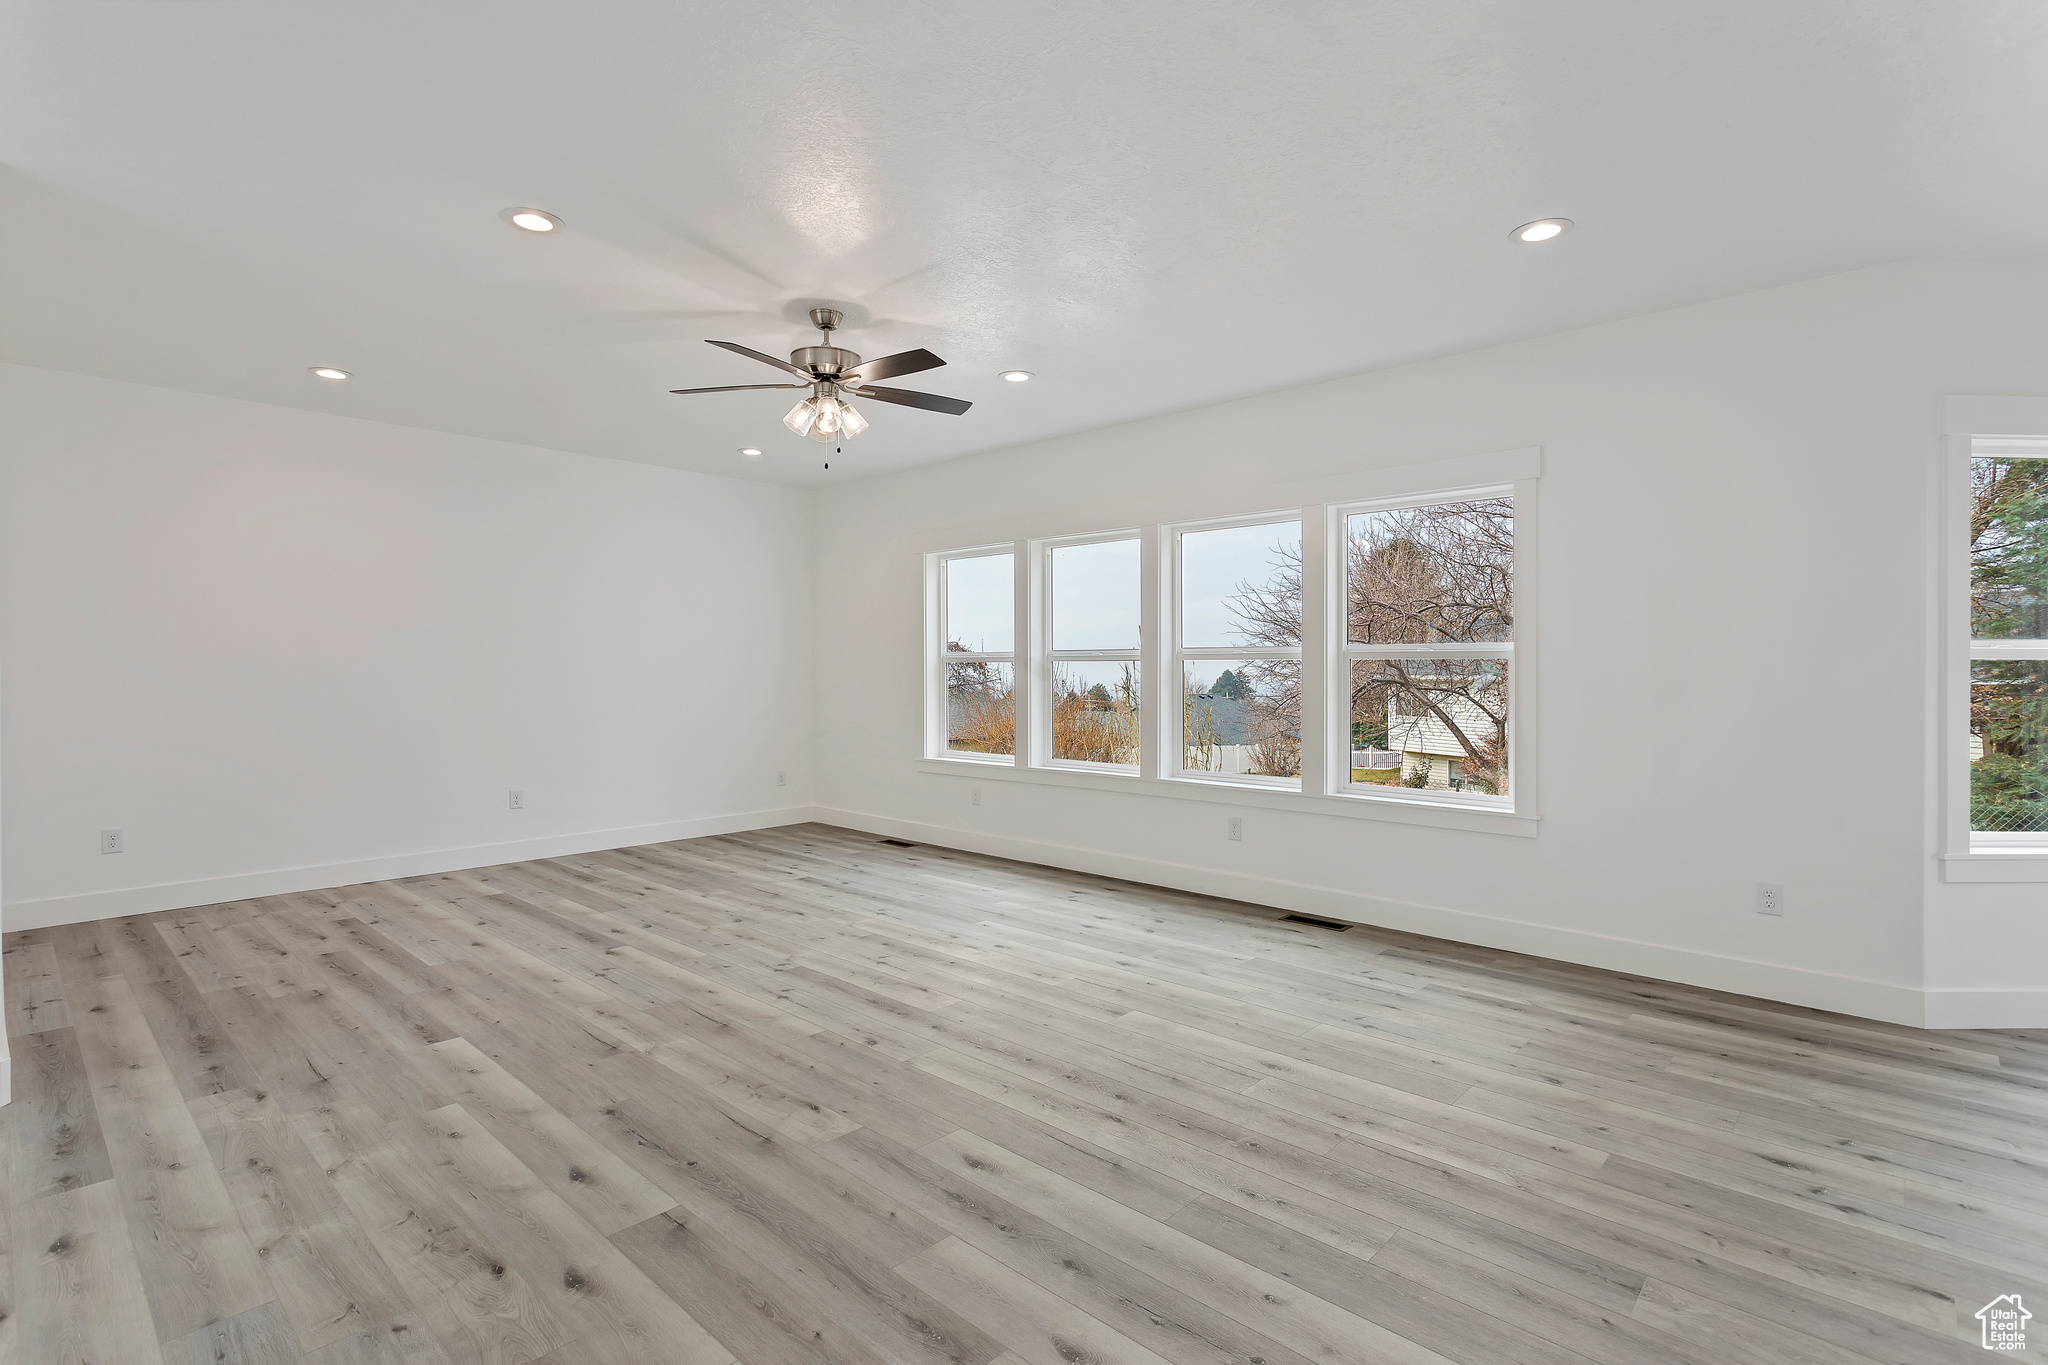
[1227,817,1243,842]
[101,828,123,854]
[508,790,524,810]
[970,786,982,807]
[776,770,787,787]
[1756,882,1784,916]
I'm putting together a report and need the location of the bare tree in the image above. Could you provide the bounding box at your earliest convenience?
[946,647,1015,754]
[1226,500,1512,791]
[1217,544,1304,768]
[1347,500,1512,644]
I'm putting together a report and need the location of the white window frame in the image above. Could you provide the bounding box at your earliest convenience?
[1326,485,1518,811]
[1168,510,1307,790]
[1940,398,2048,881]
[925,544,1022,766]
[1036,529,1144,774]
[919,447,1541,836]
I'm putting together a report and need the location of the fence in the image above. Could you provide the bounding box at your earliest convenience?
[1184,744,1260,774]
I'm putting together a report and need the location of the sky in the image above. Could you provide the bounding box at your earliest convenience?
[1052,538,1140,650]
[946,523,1300,657]
[945,552,1013,652]
[1181,520,1300,648]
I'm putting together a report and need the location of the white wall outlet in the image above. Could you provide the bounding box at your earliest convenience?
[1757,882,1784,916]
[776,770,787,787]
[970,786,982,806]
[100,828,123,854]
[508,790,524,810]
[1227,816,1243,842]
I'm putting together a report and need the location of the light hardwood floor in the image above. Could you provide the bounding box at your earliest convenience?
[3,823,2042,1364]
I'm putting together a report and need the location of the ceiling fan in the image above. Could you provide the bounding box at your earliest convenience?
[670,307,971,444]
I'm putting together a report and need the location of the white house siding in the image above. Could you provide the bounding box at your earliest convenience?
[1386,694,1496,760]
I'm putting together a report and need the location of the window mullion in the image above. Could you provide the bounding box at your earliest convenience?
[1012,540,1032,770]
[1299,503,1332,796]
[1971,641,2048,660]
[1141,523,1168,780]
[1345,643,1515,660]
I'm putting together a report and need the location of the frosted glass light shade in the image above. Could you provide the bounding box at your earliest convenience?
[792,394,867,443]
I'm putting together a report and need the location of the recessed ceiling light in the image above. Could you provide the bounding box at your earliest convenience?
[1513,218,1572,243]
[502,208,561,233]
[739,447,763,457]
[309,367,351,381]
[1000,370,1033,382]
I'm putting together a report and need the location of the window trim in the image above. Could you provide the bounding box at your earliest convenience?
[926,544,1021,766]
[1169,510,1307,789]
[1328,485,1519,810]
[1036,529,1144,774]
[1940,401,2048,880]
[921,446,1541,836]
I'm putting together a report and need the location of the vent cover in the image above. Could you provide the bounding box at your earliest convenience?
[1280,913,1350,930]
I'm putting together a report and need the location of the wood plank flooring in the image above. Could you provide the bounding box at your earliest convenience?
[3,822,2043,1363]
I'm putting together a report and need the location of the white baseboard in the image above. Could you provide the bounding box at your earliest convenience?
[1921,988,2048,1031]
[13,802,2028,1032]
[813,805,1936,1029]
[1,805,826,932]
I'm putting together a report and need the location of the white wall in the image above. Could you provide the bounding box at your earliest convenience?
[8,259,2041,1031]
[0,364,815,930]
[812,260,1972,1026]
[1919,258,2048,1026]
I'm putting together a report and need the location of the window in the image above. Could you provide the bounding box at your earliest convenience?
[921,445,1539,833]
[1342,493,1514,802]
[938,550,1015,759]
[1046,536,1141,769]
[1177,519,1302,783]
[1968,441,2048,843]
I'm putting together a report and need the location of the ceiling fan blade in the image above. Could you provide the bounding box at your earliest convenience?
[705,339,812,380]
[668,383,806,395]
[844,348,945,383]
[850,384,973,416]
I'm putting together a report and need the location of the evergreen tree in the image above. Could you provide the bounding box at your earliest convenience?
[1971,458,2048,832]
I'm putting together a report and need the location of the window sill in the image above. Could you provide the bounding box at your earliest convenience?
[915,757,1538,837]
[1940,849,2048,882]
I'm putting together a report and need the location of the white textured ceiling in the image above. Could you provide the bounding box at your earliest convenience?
[5,1,2047,485]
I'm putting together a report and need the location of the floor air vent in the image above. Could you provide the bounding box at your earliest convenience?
[878,838,917,848]
[1281,913,1350,930]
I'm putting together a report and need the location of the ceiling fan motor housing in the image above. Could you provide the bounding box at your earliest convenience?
[790,346,860,378]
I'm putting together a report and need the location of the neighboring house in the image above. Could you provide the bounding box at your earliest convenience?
[1186,694,1254,743]
[1386,684,1500,791]
[1184,693,1292,775]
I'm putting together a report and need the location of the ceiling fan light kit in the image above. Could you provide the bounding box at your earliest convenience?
[783,391,868,442]
[671,306,971,446]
